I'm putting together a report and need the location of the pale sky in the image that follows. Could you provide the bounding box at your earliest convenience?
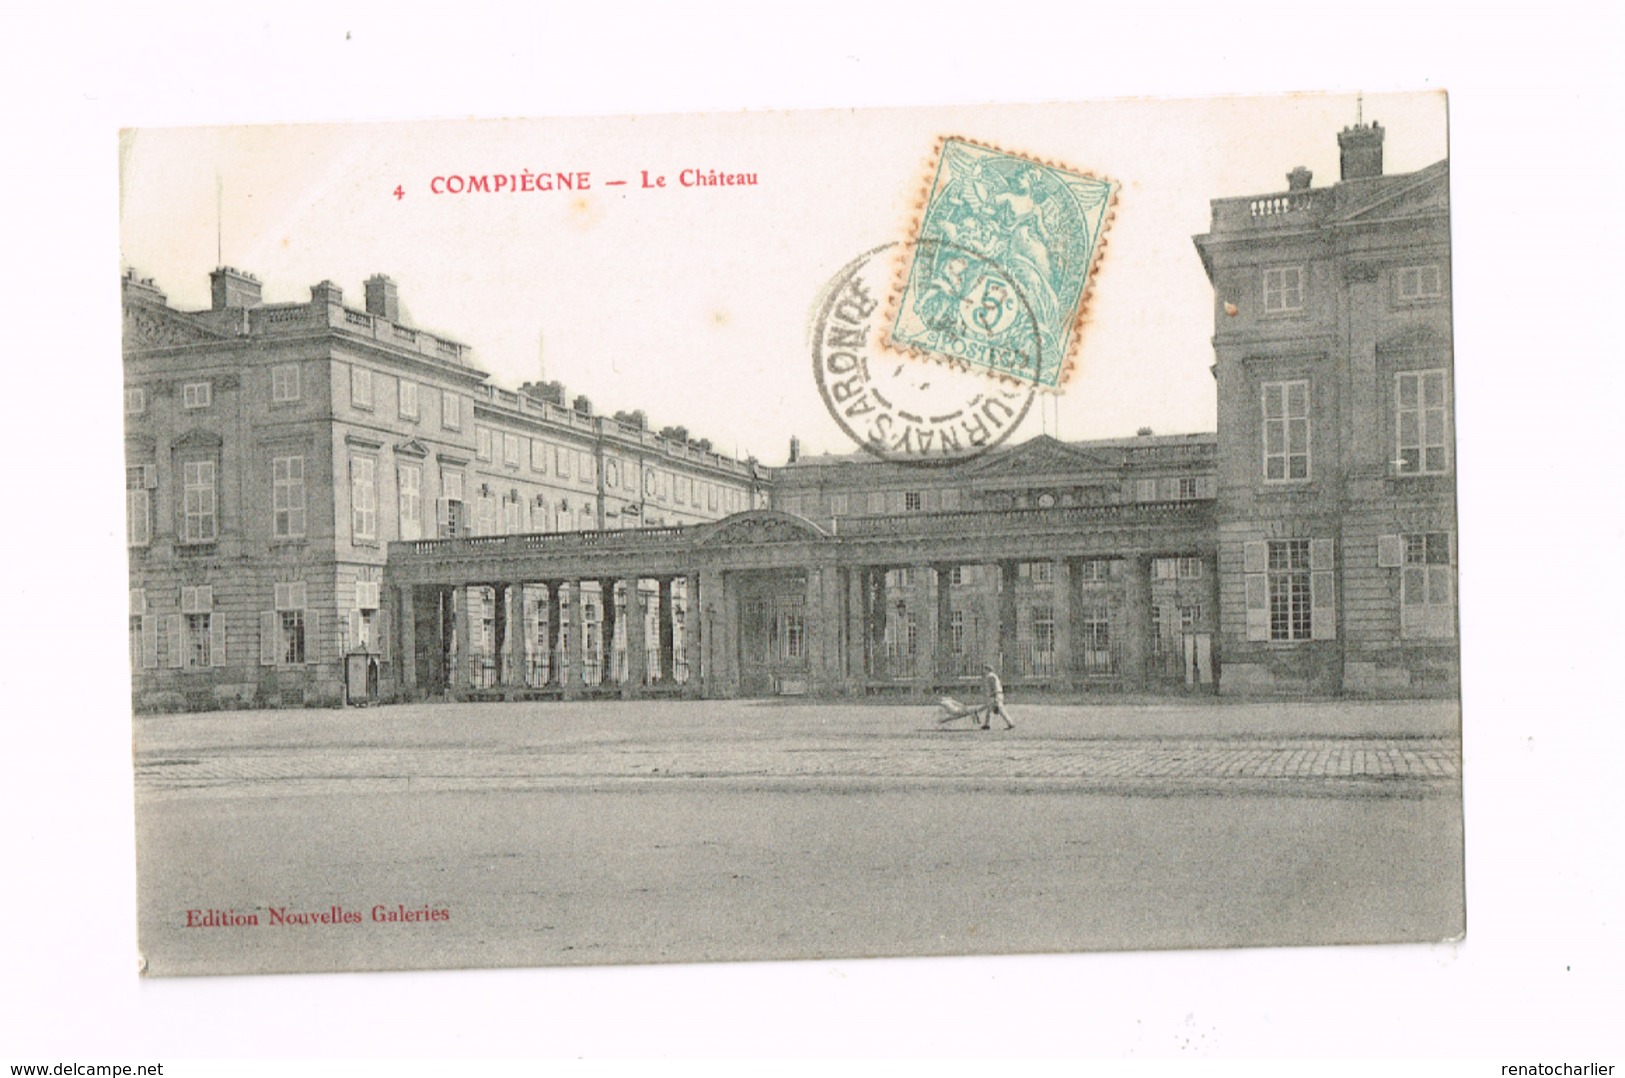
[120,93,1446,464]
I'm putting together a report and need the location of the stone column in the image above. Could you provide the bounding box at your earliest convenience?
[623,577,646,698]
[845,566,867,690]
[998,560,1019,678]
[504,581,526,687]
[817,564,844,694]
[657,577,676,683]
[398,586,416,690]
[455,585,474,692]
[1121,555,1153,688]
[564,580,583,699]
[1053,557,1074,689]
[683,572,702,692]
[933,563,956,682]
[912,564,935,691]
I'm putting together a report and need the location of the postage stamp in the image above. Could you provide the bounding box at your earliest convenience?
[812,242,1036,466]
[886,137,1117,389]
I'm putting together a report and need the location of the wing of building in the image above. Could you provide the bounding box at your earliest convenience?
[1194,121,1456,695]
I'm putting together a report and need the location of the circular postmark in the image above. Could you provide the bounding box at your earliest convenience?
[811,242,1037,466]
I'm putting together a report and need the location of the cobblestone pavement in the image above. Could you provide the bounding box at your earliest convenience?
[135,733,1461,798]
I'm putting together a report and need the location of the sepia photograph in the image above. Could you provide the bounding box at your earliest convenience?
[120,93,1464,977]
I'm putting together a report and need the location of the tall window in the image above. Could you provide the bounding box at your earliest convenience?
[351,456,377,541]
[272,582,307,665]
[125,387,147,415]
[1400,533,1455,639]
[398,463,422,541]
[182,381,212,409]
[904,491,923,511]
[272,364,300,402]
[442,391,462,430]
[398,379,419,420]
[1263,380,1310,481]
[1262,266,1304,313]
[1267,540,1312,641]
[1078,559,1110,582]
[272,456,306,539]
[503,496,521,534]
[438,469,464,538]
[1396,369,1450,475]
[178,585,216,668]
[504,434,521,469]
[130,589,153,670]
[126,466,152,547]
[555,445,571,478]
[181,460,217,543]
[1030,604,1056,676]
[351,366,373,410]
[1080,607,1112,676]
[531,440,547,472]
[1397,264,1443,301]
[476,427,492,461]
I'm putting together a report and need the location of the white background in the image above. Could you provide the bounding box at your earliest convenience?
[1,0,1620,1063]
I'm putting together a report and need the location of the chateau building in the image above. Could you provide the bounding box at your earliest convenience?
[1193,121,1456,694]
[123,269,763,711]
[124,121,1454,708]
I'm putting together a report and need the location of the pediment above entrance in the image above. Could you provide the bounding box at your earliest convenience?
[961,434,1116,479]
[693,510,831,547]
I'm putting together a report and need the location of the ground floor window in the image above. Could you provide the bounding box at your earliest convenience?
[1267,539,1312,641]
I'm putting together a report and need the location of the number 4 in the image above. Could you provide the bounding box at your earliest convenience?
[393,185,405,201]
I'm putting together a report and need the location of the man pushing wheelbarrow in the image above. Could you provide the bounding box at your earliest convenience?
[936,663,1016,730]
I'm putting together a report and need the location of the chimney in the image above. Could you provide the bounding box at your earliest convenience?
[1337,122,1384,180]
[209,266,262,309]
[1286,166,1313,191]
[572,394,594,417]
[788,436,801,463]
[364,274,399,321]
[310,280,344,307]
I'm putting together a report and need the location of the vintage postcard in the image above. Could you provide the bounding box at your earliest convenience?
[121,93,1461,977]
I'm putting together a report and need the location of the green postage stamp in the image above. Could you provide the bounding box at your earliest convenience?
[887,137,1116,389]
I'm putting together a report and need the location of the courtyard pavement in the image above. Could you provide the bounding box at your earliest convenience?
[134,697,1462,799]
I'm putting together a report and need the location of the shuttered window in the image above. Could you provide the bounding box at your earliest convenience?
[272,456,306,539]
[126,465,154,547]
[1380,531,1456,639]
[1244,539,1335,642]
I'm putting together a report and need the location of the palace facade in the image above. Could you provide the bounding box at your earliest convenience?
[124,121,1455,708]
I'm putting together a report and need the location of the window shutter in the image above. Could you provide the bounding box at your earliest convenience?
[378,609,391,662]
[1243,540,1267,574]
[1377,534,1403,569]
[142,464,158,488]
[142,616,159,669]
[305,611,320,664]
[1245,575,1269,641]
[435,497,449,531]
[166,614,183,668]
[211,615,227,666]
[260,611,279,665]
[130,589,146,617]
[1310,538,1334,572]
[348,610,363,653]
[1197,476,1215,499]
[1136,478,1156,502]
[1311,571,1337,640]
[181,586,197,614]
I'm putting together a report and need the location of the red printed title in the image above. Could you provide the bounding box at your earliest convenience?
[423,168,758,195]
